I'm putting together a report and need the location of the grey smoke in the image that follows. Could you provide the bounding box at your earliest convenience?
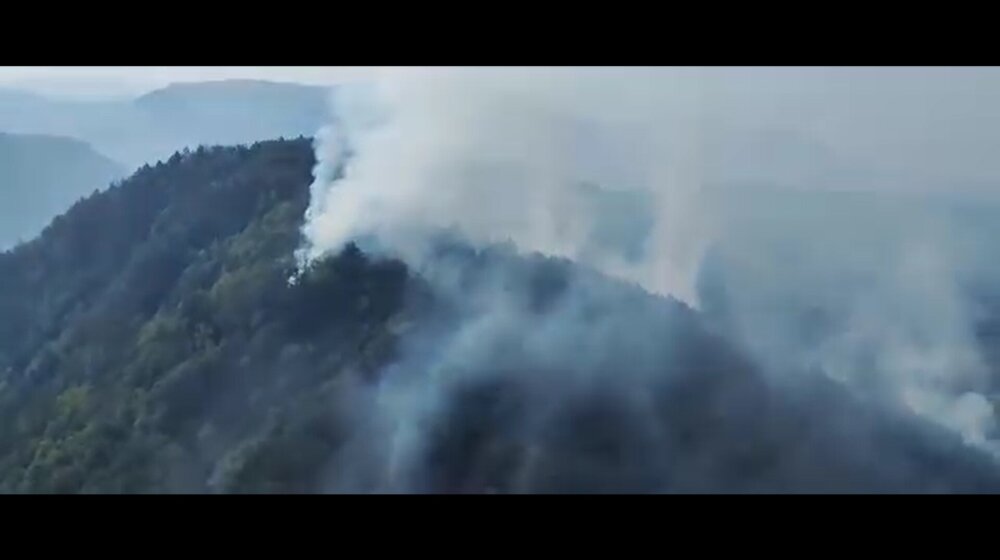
[300,67,713,303]
[699,187,1000,451]
[300,67,1000,489]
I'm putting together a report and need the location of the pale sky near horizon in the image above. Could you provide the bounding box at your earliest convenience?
[7,66,1000,190]
[0,66,377,98]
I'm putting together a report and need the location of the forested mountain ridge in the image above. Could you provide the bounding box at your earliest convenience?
[1,138,999,493]
[0,79,331,248]
[0,138,409,492]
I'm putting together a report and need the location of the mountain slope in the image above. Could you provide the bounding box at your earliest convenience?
[0,138,999,493]
[0,132,124,249]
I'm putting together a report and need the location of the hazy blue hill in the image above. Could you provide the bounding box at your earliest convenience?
[0,132,124,249]
[135,80,329,119]
[0,80,331,247]
[0,80,332,170]
[123,80,331,166]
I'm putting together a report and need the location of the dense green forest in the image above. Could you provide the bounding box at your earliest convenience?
[2,137,1000,493]
[0,138,409,492]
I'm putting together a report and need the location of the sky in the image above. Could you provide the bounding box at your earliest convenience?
[4,66,1000,192]
[0,66,376,99]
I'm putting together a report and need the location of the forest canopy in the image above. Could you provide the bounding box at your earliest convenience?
[1,138,999,493]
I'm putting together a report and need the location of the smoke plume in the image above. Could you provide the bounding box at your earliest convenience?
[299,67,713,305]
[300,67,1000,491]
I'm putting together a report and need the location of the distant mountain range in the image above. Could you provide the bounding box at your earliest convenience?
[0,79,332,170]
[0,132,124,249]
[0,79,333,249]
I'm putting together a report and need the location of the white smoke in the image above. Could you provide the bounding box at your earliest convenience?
[703,188,1000,453]
[300,67,714,305]
[300,67,1000,471]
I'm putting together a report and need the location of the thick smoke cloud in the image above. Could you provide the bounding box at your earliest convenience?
[699,187,1000,451]
[300,67,713,304]
[300,67,1000,490]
